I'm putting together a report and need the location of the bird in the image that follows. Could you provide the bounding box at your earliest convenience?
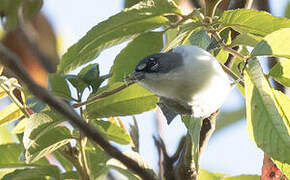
[128,45,232,124]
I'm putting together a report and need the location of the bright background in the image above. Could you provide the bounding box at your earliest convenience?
[42,0,289,176]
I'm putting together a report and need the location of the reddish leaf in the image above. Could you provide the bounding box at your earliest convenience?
[261,154,288,180]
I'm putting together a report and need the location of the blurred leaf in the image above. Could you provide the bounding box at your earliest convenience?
[231,33,263,48]
[0,143,23,165]
[61,171,79,179]
[189,30,211,50]
[0,126,15,145]
[198,169,259,180]
[23,111,63,145]
[215,107,245,132]
[125,0,142,8]
[22,0,43,20]
[164,21,201,51]
[0,103,23,127]
[0,143,48,178]
[78,64,100,90]
[107,151,156,180]
[58,0,181,73]
[24,126,73,163]
[93,119,131,145]
[269,59,290,87]
[129,116,139,152]
[12,118,28,134]
[0,0,42,30]
[285,1,290,18]
[2,165,61,180]
[86,147,109,179]
[204,0,222,17]
[109,32,163,84]
[245,59,290,164]
[274,159,290,179]
[0,87,7,99]
[52,151,73,171]
[251,28,290,58]
[48,73,72,100]
[218,9,290,36]
[182,116,202,171]
[86,83,158,118]
[64,74,88,93]
[0,0,21,30]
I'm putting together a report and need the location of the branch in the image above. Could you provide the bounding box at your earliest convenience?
[72,81,135,108]
[0,43,157,180]
[175,111,219,180]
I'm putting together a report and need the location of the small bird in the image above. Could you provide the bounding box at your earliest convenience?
[129,45,232,124]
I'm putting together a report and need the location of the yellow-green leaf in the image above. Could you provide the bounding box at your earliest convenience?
[86,83,158,118]
[251,28,290,58]
[0,103,23,126]
[58,0,181,73]
[12,118,28,134]
[245,59,290,164]
[269,59,290,87]
[218,9,290,36]
[231,33,263,47]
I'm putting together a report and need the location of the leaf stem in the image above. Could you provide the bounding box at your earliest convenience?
[72,81,135,108]
[0,80,30,118]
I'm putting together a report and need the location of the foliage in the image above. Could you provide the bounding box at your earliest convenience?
[0,0,290,179]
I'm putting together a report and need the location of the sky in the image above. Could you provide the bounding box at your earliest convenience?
[42,0,289,177]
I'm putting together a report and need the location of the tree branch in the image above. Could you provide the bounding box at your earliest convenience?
[0,43,157,180]
[175,111,219,180]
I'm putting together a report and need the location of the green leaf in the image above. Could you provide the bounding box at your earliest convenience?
[86,147,109,179]
[0,103,23,126]
[0,126,15,145]
[109,32,163,84]
[214,28,231,64]
[52,151,73,171]
[0,143,47,178]
[274,160,290,179]
[22,0,43,20]
[61,171,79,179]
[23,111,63,145]
[0,0,22,30]
[86,83,158,118]
[58,0,181,73]
[188,30,211,50]
[285,1,290,19]
[0,143,23,165]
[204,0,222,18]
[12,118,28,134]
[231,33,263,47]
[93,120,131,145]
[0,87,8,99]
[245,59,290,164]
[48,73,72,100]
[198,169,259,180]
[182,116,202,171]
[251,28,290,58]
[218,9,290,36]
[269,59,290,87]
[164,21,201,51]
[2,165,61,180]
[24,126,73,163]
[107,151,157,180]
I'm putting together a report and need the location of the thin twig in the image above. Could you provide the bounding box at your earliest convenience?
[0,43,157,180]
[212,31,249,61]
[72,81,135,108]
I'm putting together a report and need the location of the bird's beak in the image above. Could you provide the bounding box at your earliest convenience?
[126,71,145,82]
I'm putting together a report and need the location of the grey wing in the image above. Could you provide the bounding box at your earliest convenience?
[157,102,178,124]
